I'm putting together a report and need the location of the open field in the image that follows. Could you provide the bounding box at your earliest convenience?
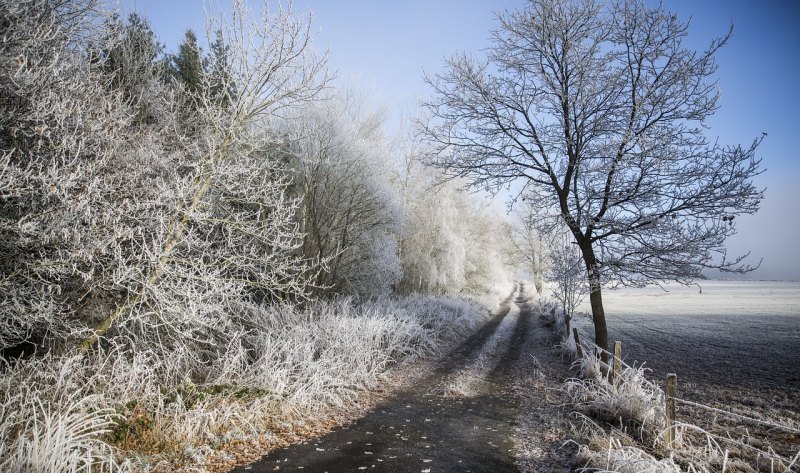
[579,280,800,394]
[576,280,800,462]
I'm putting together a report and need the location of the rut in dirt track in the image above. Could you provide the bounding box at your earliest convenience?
[231,285,535,473]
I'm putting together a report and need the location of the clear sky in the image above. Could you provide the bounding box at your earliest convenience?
[118,0,800,281]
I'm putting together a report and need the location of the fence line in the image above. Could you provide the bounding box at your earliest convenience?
[570,333,800,449]
[670,396,800,435]
[674,420,800,466]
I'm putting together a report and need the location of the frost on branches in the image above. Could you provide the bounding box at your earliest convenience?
[394,132,515,302]
[286,88,404,298]
[421,0,764,352]
[0,0,329,355]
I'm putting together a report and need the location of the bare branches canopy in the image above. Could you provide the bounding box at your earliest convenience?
[421,0,764,351]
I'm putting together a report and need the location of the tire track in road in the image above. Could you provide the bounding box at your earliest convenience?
[231,285,532,473]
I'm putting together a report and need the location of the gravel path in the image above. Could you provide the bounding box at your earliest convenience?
[231,286,541,473]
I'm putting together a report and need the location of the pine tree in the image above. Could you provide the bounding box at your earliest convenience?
[171,29,204,98]
[208,29,234,108]
[100,13,166,125]
[169,29,206,131]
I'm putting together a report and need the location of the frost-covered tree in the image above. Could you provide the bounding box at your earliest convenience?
[394,140,513,298]
[169,29,206,127]
[511,204,551,294]
[289,89,403,297]
[77,0,330,353]
[547,224,587,335]
[421,0,764,353]
[514,203,585,332]
[98,12,168,125]
[0,0,145,353]
[0,0,329,356]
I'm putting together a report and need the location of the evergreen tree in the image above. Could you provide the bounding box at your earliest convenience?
[208,29,234,108]
[169,28,206,131]
[170,29,204,98]
[100,13,166,124]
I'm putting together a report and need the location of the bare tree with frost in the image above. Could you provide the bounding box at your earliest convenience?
[511,204,551,294]
[513,202,586,333]
[421,0,764,354]
[547,224,587,335]
[76,0,329,353]
[287,88,403,297]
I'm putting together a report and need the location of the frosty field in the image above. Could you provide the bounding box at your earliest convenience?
[570,280,800,465]
[578,280,800,413]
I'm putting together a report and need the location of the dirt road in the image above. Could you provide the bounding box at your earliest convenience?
[231,286,534,473]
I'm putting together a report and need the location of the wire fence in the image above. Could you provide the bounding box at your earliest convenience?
[671,396,800,436]
[570,328,800,468]
[667,384,800,466]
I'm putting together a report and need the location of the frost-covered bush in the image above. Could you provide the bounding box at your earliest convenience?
[575,429,683,473]
[572,413,785,473]
[0,354,132,473]
[566,349,665,434]
[0,295,487,469]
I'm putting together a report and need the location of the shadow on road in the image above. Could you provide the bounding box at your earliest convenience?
[231,285,536,473]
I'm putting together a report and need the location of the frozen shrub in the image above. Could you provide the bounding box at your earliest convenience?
[576,437,683,473]
[0,355,130,473]
[566,349,665,436]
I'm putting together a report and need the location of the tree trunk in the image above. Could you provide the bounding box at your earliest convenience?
[580,243,609,362]
[588,279,609,362]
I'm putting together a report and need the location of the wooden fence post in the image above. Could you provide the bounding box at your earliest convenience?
[572,328,584,359]
[665,373,678,447]
[612,341,622,382]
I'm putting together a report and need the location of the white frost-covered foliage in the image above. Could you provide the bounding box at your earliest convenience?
[0,360,127,473]
[0,0,139,350]
[566,352,665,431]
[395,149,514,301]
[288,88,403,297]
[100,0,331,353]
[0,0,327,355]
[0,296,487,470]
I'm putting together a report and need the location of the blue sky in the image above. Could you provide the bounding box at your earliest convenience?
[118,0,800,281]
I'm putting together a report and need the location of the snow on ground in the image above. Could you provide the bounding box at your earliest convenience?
[442,296,522,397]
[588,280,800,319]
